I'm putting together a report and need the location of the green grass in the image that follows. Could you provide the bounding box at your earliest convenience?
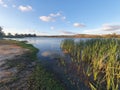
[28,64,65,90]
[15,41,39,60]
[61,38,120,90]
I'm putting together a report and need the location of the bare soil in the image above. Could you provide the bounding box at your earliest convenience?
[0,44,35,90]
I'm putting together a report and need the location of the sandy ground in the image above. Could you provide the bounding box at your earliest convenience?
[0,45,27,83]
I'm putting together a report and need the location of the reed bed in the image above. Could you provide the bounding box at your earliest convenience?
[61,38,120,90]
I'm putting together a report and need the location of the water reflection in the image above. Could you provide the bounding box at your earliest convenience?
[6,37,88,60]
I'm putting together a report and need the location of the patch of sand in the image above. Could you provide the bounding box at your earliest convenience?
[0,44,27,83]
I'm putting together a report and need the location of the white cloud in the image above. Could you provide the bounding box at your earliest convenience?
[83,23,120,35]
[3,4,7,7]
[73,23,86,28]
[18,5,33,12]
[39,12,67,22]
[50,12,61,17]
[102,24,120,31]
[39,16,55,22]
[83,28,118,35]
[61,16,66,20]
[50,26,55,30]
[0,0,8,8]
[0,0,4,4]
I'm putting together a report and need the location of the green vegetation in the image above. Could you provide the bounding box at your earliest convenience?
[0,26,36,38]
[61,39,120,90]
[0,26,5,38]
[6,33,37,38]
[15,41,38,60]
[28,64,65,90]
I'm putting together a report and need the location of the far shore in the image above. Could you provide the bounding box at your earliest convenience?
[3,33,120,39]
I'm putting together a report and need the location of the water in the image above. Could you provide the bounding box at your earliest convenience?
[9,37,65,59]
[9,37,88,60]
[7,37,89,90]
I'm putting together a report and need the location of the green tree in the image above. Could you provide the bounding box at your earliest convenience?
[0,26,5,38]
[7,33,13,37]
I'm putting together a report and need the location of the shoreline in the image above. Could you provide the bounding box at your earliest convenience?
[0,40,65,90]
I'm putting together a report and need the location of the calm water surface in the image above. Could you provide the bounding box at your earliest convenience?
[11,37,87,60]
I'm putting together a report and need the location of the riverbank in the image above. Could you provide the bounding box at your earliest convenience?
[0,40,65,90]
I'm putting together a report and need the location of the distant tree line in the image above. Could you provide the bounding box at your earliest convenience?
[6,33,37,38]
[0,26,37,38]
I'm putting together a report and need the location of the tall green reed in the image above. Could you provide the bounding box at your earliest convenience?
[61,38,120,90]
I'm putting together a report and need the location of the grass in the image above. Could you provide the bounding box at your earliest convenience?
[61,38,120,90]
[28,63,65,90]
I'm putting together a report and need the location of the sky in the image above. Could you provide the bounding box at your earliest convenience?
[0,0,120,35]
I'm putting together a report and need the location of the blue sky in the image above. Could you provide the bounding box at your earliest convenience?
[0,0,120,35]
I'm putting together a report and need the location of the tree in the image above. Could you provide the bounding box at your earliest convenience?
[7,33,13,37]
[0,26,2,31]
[0,26,5,38]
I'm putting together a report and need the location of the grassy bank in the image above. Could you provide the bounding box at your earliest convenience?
[61,39,120,90]
[0,40,65,90]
